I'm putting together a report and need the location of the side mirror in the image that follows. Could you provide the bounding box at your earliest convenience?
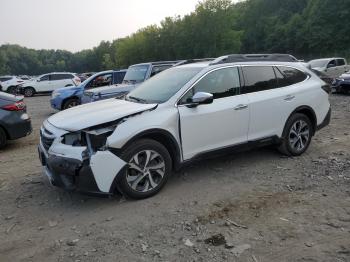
[37,79,40,82]
[187,92,213,108]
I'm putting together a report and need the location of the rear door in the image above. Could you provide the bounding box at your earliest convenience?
[325,60,338,78]
[178,67,249,160]
[243,65,309,141]
[336,58,348,75]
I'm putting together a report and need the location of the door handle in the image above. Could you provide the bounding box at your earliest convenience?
[284,95,295,101]
[234,104,248,110]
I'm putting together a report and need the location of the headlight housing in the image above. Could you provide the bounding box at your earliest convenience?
[51,92,61,98]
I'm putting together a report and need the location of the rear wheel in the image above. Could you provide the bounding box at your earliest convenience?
[117,139,172,199]
[63,98,79,110]
[24,87,35,97]
[278,113,313,156]
[0,127,7,149]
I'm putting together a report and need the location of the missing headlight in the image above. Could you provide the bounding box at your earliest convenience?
[63,133,86,146]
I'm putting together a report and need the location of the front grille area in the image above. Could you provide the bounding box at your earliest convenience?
[40,128,55,151]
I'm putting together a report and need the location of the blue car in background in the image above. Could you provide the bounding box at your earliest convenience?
[50,69,126,110]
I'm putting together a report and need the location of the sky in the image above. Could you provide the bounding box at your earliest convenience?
[0,0,201,52]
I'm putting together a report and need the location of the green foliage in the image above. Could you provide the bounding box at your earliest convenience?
[0,0,349,75]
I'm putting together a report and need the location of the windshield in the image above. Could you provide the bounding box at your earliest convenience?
[309,59,328,68]
[123,65,150,84]
[126,66,203,104]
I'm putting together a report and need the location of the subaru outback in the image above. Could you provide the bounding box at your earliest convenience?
[38,54,331,199]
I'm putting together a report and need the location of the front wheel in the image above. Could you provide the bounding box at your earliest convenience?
[63,98,79,110]
[278,113,313,156]
[24,87,35,97]
[117,139,172,199]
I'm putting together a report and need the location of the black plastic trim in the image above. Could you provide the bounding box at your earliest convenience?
[180,136,281,169]
[316,108,331,131]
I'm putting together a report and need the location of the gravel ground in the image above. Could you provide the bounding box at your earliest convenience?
[0,94,349,262]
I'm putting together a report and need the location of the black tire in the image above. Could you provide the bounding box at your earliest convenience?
[0,127,7,149]
[278,113,313,156]
[63,98,80,110]
[117,139,172,199]
[24,87,35,97]
[7,86,17,95]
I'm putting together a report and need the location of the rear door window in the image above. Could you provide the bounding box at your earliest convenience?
[0,77,12,82]
[336,59,346,66]
[275,66,308,87]
[241,66,277,94]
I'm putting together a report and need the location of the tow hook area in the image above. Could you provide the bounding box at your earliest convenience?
[90,151,126,193]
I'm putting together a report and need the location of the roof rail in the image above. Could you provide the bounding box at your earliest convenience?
[174,58,215,67]
[210,54,298,65]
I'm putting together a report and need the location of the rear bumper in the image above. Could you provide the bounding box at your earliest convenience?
[316,107,331,131]
[2,112,32,140]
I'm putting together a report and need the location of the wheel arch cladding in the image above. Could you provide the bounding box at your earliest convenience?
[122,129,182,170]
[290,106,317,135]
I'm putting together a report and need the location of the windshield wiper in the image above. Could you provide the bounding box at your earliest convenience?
[128,96,148,104]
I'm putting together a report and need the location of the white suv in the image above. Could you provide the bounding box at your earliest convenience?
[0,76,25,94]
[38,54,331,199]
[20,72,81,97]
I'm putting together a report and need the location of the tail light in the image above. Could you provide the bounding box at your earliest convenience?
[2,100,26,111]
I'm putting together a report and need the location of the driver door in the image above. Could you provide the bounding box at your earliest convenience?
[177,67,249,160]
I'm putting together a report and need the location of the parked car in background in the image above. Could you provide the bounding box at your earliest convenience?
[311,69,334,85]
[38,54,331,199]
[18,72,81,97]
[0,76,25,94]
[81,61,179,104]
[331,71,350,94]
[50,70,126,110]
[308,58,350,78]
[0,92,32,148]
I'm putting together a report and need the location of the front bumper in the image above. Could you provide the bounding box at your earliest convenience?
[50,96,63,111]
[38,127,127,195]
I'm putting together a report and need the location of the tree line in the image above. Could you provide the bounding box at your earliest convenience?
[1,0,349,75]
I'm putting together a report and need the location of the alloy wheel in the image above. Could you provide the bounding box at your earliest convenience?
[288,120,310,152]
[126,150,165,193]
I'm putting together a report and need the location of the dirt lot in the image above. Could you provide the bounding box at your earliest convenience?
[0,94,349,262]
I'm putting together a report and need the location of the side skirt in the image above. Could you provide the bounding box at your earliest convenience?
[179,136,281,169]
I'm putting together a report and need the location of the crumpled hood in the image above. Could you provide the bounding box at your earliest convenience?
[47,98,157,132]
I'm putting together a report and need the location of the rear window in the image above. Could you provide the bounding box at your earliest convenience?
[241,66,277,94]
[275,66,308,87]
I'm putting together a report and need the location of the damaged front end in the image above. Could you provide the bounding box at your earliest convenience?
[38,120,126,195]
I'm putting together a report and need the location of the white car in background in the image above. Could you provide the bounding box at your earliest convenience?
[19,72,81,97]
[308,57,350,78]
[0,76,25,94]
